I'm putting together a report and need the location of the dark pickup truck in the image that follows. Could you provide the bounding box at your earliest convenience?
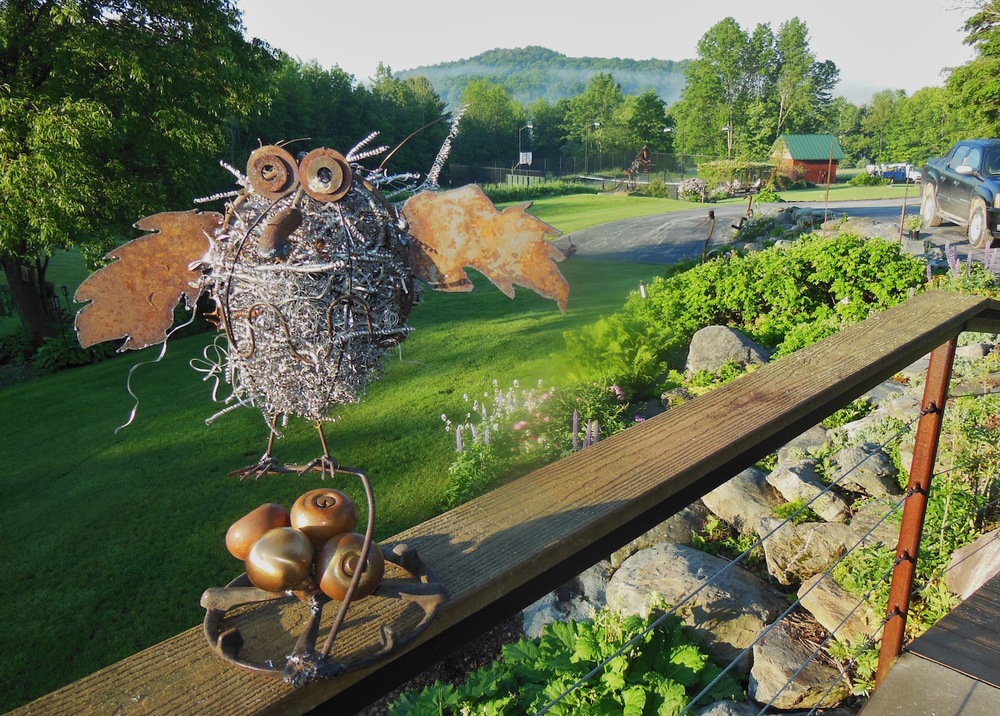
[921,138,1000,248]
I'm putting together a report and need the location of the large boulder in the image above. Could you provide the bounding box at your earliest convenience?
[765,459,850,523]
[947,528,1000,601]
[703,467,783,533]
[690,701,757,716]
[749,621,851,709]
[756,518,850,585]
[522,560,611,637]
[686,325,773,375]
[606,543,786,666]
[821,216,899,242]
[610,501,709,568]
[848,497,902,549]
[776,425,830,466]
[829,443,900,498]
[798,573,878,644]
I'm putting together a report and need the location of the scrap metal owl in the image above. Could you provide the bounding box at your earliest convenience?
[74,127,568,475]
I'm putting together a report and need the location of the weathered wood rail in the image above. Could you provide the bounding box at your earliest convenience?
[13,290,1000,715]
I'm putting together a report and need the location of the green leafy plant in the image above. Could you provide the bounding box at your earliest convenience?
[481,181,601,204]
[0,326,36,365]
[686,358,749,391]
[440,379,630,507]
[388,609,743,715]
[773,499,822,525]
[31,331,112,372]
[691,515,766,574]
[822,397,876,429]
[827,638,879,696]
[646,179,671,198]
[442,441,513,510]
[847,172,889,187]
[564,312,673,397]
[753,186,782,204]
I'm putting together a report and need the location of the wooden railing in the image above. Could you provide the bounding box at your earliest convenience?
[13,290,1000,715]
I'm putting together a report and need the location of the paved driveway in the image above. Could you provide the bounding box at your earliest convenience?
[553,198,992,266]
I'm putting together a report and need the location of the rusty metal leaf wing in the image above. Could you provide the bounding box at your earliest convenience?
[403,185,568,312]
[75,211,220,350]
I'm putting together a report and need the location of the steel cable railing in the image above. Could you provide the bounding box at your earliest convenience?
[533,406,930,715]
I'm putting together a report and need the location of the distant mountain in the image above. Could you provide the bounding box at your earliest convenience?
[395,46,689,109]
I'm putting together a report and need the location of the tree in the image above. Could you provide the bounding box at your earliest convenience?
[616,91,670,152]
[827,97,864,166]
[774,19,817,135]
[0,0,274,342]
[947,0,1000,137]
[883,87,961,165]
[563,73,624,143]
[858,90,905,164]
[526,97,570,161]
[363,65,449,174]
[242,55,364,153]
[670,17,838,161]
[451,78,526,165]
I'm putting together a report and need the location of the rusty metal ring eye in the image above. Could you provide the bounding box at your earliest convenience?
[299,148,352,203]
[247,145,298,199]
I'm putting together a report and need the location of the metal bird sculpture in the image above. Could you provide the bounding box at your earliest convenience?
[74,125,569,477]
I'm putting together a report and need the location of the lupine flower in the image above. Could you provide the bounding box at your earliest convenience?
[946,242,960,276]
[984,247,997,273]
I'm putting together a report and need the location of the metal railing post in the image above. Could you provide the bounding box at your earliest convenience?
[875,337,957,687]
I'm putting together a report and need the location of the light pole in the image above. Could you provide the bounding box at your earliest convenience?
[663,126,681,177]
[516,122,533,173]
[722,125,733,159]
[593,122,601,173]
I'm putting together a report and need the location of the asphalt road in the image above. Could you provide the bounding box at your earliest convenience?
[552,198,990,266]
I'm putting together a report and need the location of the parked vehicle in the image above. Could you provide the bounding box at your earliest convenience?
[921,139,1000,248]
[867,162,921,184]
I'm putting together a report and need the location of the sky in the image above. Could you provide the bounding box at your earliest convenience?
[237,0,979,104]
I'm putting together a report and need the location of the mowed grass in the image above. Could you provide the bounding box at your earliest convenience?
[0,255,659,710]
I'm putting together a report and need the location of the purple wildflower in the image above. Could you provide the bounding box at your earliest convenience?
[946,242,960,276]
[985,247,998,273]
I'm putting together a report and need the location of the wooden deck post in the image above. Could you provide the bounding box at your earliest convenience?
[875,338,957,687]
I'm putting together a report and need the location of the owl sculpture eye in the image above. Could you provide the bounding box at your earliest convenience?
[299,148,352,203]
[246,145,299,199]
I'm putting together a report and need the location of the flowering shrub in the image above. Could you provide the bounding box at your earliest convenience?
[678,178,708,203]
[440,379,630,508]
[442,379,553,456]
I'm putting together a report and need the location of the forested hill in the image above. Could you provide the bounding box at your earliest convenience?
[395,46,689,108]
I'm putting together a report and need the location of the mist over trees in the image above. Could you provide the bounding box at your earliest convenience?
[397,46,690,109]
